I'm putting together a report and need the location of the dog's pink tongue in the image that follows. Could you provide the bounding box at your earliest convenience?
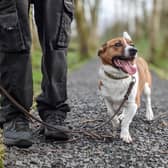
[114,59,137,75]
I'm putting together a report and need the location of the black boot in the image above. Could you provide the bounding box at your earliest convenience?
[44,111,69,141]
[3,116,33,148]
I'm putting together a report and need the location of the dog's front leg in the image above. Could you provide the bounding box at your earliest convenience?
[104,99,119,129]
[120,102,137,143]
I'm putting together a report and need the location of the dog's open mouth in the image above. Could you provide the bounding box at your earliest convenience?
[112,56,137,75]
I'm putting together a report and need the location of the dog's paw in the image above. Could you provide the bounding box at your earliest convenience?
[112,117,120,128]
[146,108,154,121]
[120,130,132,143]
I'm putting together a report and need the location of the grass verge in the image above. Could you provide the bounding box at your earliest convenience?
[0,130,4,168]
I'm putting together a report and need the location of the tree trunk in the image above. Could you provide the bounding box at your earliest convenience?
[74,0,100,60]
[30,20,39,52]
[149,0,162,63]
[142,0,148,37]
[74,0,90,60]
[160,0,168,59]
[134,0,143,40]
[88,0,100,51]
[30,5,39,52]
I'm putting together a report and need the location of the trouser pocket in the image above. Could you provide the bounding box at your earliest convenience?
[56,0,74,48]
[0,0,26,52]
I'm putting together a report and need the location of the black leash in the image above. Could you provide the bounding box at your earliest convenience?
[0,76,136,136]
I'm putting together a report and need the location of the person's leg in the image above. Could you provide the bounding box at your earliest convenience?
[0,0,33,147]
[34,0,74,140]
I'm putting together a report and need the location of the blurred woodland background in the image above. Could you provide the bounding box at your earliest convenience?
[30,0,168,93]
[0,1,167,166]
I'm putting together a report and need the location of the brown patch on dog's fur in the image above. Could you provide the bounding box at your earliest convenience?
[98,43,107,57]
[136,57,152,107]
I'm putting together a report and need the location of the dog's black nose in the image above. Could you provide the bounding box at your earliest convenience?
[129,48,137,56]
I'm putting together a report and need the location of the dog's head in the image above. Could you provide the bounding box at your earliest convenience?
[98,32,137,75]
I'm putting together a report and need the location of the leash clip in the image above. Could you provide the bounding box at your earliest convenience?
[131,76,136,84]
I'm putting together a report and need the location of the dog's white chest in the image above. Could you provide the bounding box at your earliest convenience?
[99,66,138,104]
[101,77,130,103]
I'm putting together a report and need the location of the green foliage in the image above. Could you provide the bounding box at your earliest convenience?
[31,49,42,95]
[67,51,88,70]
[135,37,150,60]
[150,64,168,80]
[136,37,168,78]
[0,153,4,168]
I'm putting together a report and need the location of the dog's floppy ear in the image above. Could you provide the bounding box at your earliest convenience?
[98,43,107,57]
[123,32,132,41]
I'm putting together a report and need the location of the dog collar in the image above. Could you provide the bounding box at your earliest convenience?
[104,71,129,80]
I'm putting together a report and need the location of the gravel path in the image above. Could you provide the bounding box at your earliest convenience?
[4,59,168,168]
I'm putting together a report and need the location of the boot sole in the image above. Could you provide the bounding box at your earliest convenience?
[4,138,32,148]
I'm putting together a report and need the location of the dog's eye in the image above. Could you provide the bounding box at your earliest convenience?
[130,44,135,47]
[114,43,122,47]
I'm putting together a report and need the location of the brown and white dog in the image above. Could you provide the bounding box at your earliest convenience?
[98,32,154,143]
